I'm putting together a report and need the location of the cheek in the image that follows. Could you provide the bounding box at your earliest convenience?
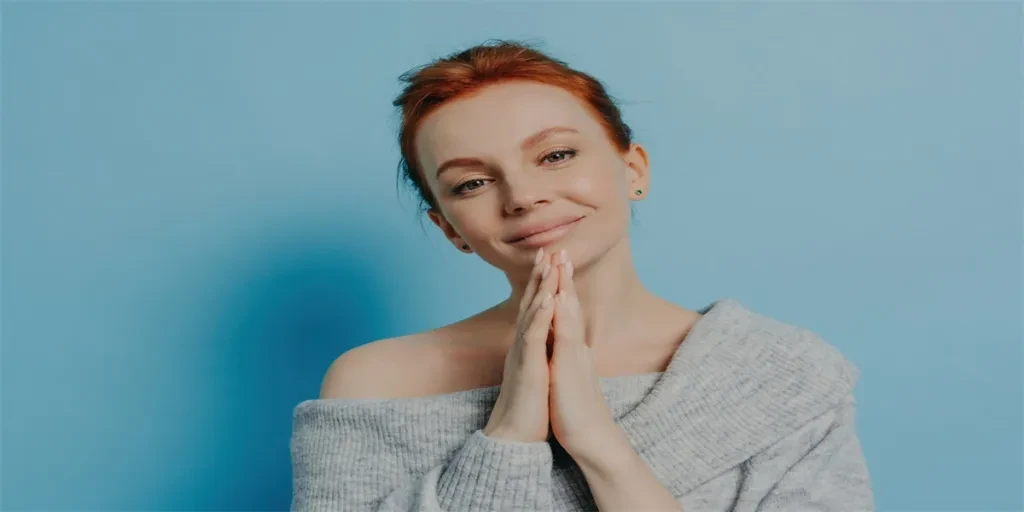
[446,207,498,242]
[564,164,623,202]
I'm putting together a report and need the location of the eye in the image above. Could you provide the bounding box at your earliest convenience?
[540,148,577,165]
[452,178,489,195]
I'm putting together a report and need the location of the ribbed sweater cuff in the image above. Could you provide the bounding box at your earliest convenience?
[436,429,553,510]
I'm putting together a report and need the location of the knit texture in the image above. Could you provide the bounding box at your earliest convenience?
[290,299,875,511]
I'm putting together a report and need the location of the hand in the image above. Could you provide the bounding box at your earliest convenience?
[547,249,620,459]
[483,248,559,443]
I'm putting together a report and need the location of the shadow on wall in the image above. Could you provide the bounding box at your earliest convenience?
[172,230,394,511]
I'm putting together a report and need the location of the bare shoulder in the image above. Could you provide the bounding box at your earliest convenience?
[319,333,439,399]
[319,320,508,399]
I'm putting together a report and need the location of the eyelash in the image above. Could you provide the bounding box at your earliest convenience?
[451,148,579,195]
[541,148,578,165]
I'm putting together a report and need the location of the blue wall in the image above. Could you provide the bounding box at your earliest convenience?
[3,2,1020,510]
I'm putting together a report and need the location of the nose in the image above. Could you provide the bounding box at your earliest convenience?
[501,174,550,215]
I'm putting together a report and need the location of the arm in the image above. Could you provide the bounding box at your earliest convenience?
[569,395,873,512]
[384,430,553,511]
[291,419,554,511]
[572,428,683,511]
[291,345,556,511]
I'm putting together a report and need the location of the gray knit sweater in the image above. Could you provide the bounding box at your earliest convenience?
[290,299,874,511]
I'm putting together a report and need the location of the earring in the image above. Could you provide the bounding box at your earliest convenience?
[462,244,470,251]
[635,189,643,196]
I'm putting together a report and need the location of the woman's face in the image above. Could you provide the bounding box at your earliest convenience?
[416,80,650,273]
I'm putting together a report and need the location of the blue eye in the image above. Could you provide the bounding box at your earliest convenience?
[541,149,577,165]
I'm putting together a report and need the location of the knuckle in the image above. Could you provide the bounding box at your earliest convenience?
[515,325,527,343]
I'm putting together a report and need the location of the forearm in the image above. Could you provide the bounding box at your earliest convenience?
[573,429,682,511]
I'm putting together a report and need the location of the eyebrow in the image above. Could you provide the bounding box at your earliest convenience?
[434,126,580,179]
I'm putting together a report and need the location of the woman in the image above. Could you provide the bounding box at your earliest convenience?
[290,40,874,511]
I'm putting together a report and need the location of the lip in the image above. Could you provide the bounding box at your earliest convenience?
[506,215,584,248]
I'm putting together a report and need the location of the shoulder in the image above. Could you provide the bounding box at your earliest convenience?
[754,310,860,387]
[319,332,444,399]
[317,320,506,400]
[675,300,866,464]
[696,299,861,416]
[714,299,860,385]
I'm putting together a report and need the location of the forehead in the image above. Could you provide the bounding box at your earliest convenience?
[415,81,603,173]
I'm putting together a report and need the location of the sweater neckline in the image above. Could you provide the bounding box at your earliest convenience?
[297,297,859,498]
[315,299,725,407]
[615,297,735,430]
[606,298,858,496]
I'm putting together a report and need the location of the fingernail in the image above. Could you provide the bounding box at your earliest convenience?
[535,248,544,265]
[559,249,568,265]
[566,259,574,277]
[542,262,550,278]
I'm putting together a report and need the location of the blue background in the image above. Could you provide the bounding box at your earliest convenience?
[3,2,1020,510]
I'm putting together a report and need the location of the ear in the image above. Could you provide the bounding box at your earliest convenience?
[427,208,474,253]
[623,143,651,201]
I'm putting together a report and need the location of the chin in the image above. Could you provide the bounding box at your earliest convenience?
[518,237,589,267]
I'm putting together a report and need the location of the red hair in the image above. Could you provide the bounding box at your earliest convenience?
[392,39,634,212]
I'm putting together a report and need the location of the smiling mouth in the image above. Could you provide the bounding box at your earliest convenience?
[509,217,584,246]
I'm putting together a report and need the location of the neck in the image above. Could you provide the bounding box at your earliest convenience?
[497,238,660,348]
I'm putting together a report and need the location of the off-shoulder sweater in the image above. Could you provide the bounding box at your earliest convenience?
[290,298,874,511]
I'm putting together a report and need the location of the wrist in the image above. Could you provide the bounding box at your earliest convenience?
[482,424,513,441]
[567,425,636,477]
[483,424,544,443]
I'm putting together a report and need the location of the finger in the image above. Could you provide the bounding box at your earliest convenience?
[534,255,560,310]
[519,258,559,345]
[522,292,555,355]
[556,250,576,300]
[552,291,575,343]
[521,259,559,333]
[553,257,583,348]
[518,249,546,314]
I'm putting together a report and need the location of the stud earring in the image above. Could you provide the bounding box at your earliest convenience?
[635,189,643,196]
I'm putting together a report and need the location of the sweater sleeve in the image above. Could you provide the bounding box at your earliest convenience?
[752,393,875,511]
[290,402,555,511]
